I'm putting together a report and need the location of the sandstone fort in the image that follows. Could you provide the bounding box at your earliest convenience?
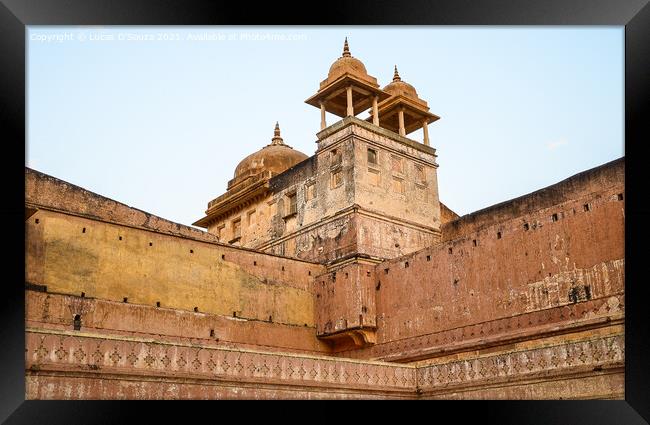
[25,39,625,399]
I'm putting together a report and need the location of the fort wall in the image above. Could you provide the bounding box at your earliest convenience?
[24,157,625,399]
[25,328,416,399]
[26,291,331,355]
[325,158,624,363]
[441,158,624,242]
[26,170,326,329]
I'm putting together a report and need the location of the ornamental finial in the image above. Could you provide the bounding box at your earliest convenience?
[342,37,351,57]
[271,122,284,145]
[393,65,401,82]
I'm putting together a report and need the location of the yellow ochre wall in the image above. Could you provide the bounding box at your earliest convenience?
[26,209,319,327]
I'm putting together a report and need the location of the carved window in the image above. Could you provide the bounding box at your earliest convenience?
[367,148,377,166]
[247,210,256,226]
[216,224,226,239]
[330,148,342,168]
[232,218,241,239]
[391,156,403,174]
[415,164,427,186]
[331,169,343,189]
[392,176,405,194]
[305,182,316,201]
[286,192,297,216]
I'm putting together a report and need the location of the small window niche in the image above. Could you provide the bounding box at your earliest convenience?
[216,224,226,241]
[330,169,343,189]
[247,209,256,227]
[415,165,427,187]
[391,155,404,175]
[284,192,297,218]
[304,182,316,202]
[330,148,342,168]
[73,314,81,331]
[367,148,378,166]
[392,176,405,194]
[230,218,242,243]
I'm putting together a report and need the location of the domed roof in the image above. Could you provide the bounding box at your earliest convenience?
[233,123,308,180]
[383,66,419,99]
[323,38,374,86]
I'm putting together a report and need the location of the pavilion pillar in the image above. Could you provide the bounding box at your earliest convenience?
[320,101,327,130]
[346,86,354,117]
[398,107,405,136]
[422,119,430,146]
[372,95,379,126]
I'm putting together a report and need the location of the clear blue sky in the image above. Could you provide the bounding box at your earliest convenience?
[27,27,623,226]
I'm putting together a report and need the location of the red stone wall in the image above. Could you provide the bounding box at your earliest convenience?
[314,263,377,337]
[27,291,331,355]
[439,202,460,225]
[26,167,218,243]
[332,159,624,362]
[441,158,623,242]
[24,158,625,399]
[375,188,624,343]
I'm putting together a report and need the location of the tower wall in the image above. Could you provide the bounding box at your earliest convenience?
[329,158,624,363]
[260,117,442,266]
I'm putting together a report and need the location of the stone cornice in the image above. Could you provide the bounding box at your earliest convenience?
[316,116,437,157]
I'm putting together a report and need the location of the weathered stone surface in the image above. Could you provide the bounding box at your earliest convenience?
[26,208,324,327]
[25,329,416,399]
[24,110,624,399]
[373,171,623,354]
[199,118,442,267]
[24,328,622,399]
[24,153,624,400]
[26,167,219,244]
[27,291,331,355]
[441,158,624,242]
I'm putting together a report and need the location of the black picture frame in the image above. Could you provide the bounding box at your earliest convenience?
[1,0,648,423]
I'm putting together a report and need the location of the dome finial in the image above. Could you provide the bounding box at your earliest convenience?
[342,37,351,57]
[271,121,284,145]
[393,65,401,82]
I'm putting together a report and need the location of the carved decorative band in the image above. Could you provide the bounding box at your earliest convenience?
[26,330,623,395]
[26,330,415,392]
[416,334,624,391]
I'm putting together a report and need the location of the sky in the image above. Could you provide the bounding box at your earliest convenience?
[27,27,624,226]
